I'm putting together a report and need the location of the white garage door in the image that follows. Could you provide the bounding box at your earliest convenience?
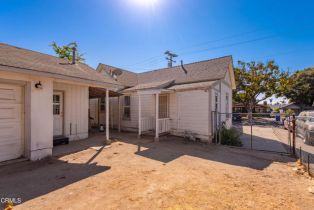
[0,83,24,162]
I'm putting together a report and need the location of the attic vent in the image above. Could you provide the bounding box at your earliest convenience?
[110,68,123,80]
[180,60,188,74]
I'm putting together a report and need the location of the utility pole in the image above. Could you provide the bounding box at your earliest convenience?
[165,50,178,68]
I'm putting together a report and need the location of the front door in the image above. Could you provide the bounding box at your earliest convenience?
[53,91,63,136]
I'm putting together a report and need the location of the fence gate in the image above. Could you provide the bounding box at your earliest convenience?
[212,112,292,154]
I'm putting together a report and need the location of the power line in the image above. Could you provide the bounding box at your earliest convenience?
[121,29,262,68]
[256,47,314,60]
[130,35,276,69]
[179,35,276,56]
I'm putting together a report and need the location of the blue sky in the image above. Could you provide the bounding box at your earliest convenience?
[1,0,314,73]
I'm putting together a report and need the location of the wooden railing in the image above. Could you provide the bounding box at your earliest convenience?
[141,117,154,132]
[140,117,171,134]
[158,118,170,134]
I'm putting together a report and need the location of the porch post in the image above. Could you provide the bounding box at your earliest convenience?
[155,93,159,141]
[118,96,121,132]
[106,89,109,141]
[138,94,142,137]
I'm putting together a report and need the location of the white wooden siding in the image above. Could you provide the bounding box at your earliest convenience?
[175,90,209,138]
[54,82,88,141]
[89,98,99,127]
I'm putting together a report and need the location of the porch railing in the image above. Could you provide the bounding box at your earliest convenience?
[140,117,171,134]
[158,118,170,134]
[141,117,154,132]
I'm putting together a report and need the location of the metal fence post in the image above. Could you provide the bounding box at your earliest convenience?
[292,114,296,156]
[299,146,302,164]
[288,116,292,153]
[250,112,253,149]
[215,111,218,144]
[308,154,310,176]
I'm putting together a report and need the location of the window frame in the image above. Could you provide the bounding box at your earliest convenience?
[214,92,219,112]
[159,94,169,119]
[123,95,131,120]
[225,92,230,118]
[99,97,106,112]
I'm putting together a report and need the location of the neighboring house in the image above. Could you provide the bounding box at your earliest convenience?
[232,102,269,113]
[96,56,236,142]
[280,103,313,115]
[0,43,120,162]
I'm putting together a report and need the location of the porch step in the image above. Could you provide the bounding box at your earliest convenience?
[53,136,69,146]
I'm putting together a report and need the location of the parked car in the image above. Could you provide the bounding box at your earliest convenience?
[232,113,242,122]
[296,111,314,145]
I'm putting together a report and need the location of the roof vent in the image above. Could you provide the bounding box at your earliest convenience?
[72,47,76,64]
[110,68,123,80]
[180,60,188,74]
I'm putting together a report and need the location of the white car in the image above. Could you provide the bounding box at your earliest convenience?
[296,111,314,145]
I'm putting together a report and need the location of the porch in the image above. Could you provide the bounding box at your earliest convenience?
[88,87,121,141]
[137,89,172,140]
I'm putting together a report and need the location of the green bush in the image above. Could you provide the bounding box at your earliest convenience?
[220,127,243,147]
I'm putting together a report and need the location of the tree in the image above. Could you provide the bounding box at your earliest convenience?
[233,60,290,113]
[282,68,314,106]
[51,41,85,63]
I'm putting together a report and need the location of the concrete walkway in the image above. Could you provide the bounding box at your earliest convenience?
[240,125,288,153]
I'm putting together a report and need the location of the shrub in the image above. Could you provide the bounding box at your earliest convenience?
[220,127,243,147]
[285,109,295,116]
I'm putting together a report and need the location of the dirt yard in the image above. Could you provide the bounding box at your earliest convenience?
[0,132,313,210]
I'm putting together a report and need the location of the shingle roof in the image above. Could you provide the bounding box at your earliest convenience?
[0,43,120,87]
[122,80,174,92]
[97,64,138,87]
[168,81,217,91]
[98,56,233,90]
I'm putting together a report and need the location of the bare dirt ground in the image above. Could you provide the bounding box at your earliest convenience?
[1,132,314,210]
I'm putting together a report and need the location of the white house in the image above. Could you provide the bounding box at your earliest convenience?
[96,56,236,142]
[0,43,120,162]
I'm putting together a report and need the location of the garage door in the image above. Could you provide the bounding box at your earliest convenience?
[0,83,24,162]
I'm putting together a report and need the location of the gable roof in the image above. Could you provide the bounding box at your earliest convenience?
[98,55,235,90]
[122,80,174,92]
[96,63,138,87]
[0,43,120,87]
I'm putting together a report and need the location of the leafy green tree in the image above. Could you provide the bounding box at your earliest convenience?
[51,42,85,63]
[233,60,290,112]
[282,68,314,106]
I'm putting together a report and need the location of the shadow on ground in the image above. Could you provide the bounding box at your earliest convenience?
[111,131,293,171]
[0,149,110,206]
[0,130,294,207]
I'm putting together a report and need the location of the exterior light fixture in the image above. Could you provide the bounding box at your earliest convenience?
[35,81,42,89]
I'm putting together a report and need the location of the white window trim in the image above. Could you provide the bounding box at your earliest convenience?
[159,94,169,119]
[123,96,131,120]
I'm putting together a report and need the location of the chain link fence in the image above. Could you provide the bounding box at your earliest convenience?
[212,111,291,154]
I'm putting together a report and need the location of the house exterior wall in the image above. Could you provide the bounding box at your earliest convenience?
[210,73,233,130]
[108,90,211,141]
[89,98,99,127]
[0,70,90,161]
[0,71,53,161]
[116,94,155,131]
[169,90,210,140]
[53,82,89,141]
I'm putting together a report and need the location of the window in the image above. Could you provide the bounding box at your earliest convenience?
[123,96,131,119]
[159,95,169,118]
[226,93,230,118]
[53,94,61,115]
[214,93,219,112]
[100,97,106,112]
